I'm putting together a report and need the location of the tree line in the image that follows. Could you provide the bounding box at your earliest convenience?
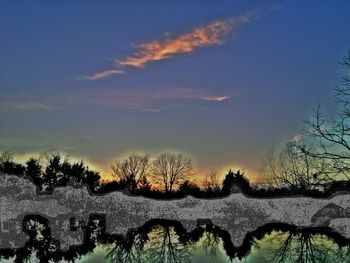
[0,150,248,197]
[0,152,100,193]
[2,146,348,198]
[1,148,349,197]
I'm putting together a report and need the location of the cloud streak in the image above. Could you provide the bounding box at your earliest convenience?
[0,101,55,111]
[84,69,125,80]
[77,88,231,112]
[85,13,253,80]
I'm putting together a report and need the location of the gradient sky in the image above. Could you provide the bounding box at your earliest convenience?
[1,1,350,182]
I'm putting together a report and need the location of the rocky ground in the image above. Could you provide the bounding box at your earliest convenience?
[0,175,349,250]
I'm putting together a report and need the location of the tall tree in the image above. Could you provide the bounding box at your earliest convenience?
[42,154,69,191]
[26,157,43,185]
[261,141,328,190]
[202,169,220,192]
[152,153,193,193]
[112,153,150,190]
[301,52,350,182]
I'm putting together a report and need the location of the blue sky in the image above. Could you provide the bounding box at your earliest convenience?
[1,1,350,181]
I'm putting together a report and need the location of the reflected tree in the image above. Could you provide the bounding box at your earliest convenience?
[106,225,192,263]
[144,226,192,263]
[106,234,147,263]
[255,230,350,263]
[200,231,221,257]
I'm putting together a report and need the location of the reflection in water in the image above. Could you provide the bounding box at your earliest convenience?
[248,231,350,263]
[90,226,231,263]
[0,217,349,263]
[107,226,191,263]
[70,226,350,263]
[141,226,190,263]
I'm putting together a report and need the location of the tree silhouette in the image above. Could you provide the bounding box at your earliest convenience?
[178,180,200,195]
[202,169,220,193]
[24,154,101,192]
[82,169,101,190]
[42,154,70,191]
[151,153,193,193]
[301,51,350,183]
[63,160,86,185]
[261,141,327,191]
[221,170,235,195]
[0,151,25,176]
[221,169,249,195]
[112,153,150,191]
[26,157,42,186]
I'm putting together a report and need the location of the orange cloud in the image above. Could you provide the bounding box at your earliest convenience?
[86,14,253,80]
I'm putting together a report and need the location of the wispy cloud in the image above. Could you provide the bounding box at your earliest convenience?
[199,96,231,102]
[76,88,231,112]
[84,69,125,80]
[0,101,56,111]
[85,13,253,80]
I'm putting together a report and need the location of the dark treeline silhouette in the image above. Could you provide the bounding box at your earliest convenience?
[0,215,348,263]
[0,151,101,194]
[0,151,25,176]
[106,150,350,198]
[1,150,350,198]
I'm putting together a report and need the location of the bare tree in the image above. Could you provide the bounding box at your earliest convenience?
[144,226,191,263]
[151,153,193,193]
[112,153,150,190]
[0,151,14,164]
[261,140,329,190]
[107,234,146,263]
[301,52,350,181]
[263,230,349,263]
[202,169,220,191]
[200,231,221,257]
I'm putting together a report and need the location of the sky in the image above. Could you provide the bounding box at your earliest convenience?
[1,1,350,182]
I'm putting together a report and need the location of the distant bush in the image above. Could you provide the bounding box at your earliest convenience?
[221,170,251,196]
